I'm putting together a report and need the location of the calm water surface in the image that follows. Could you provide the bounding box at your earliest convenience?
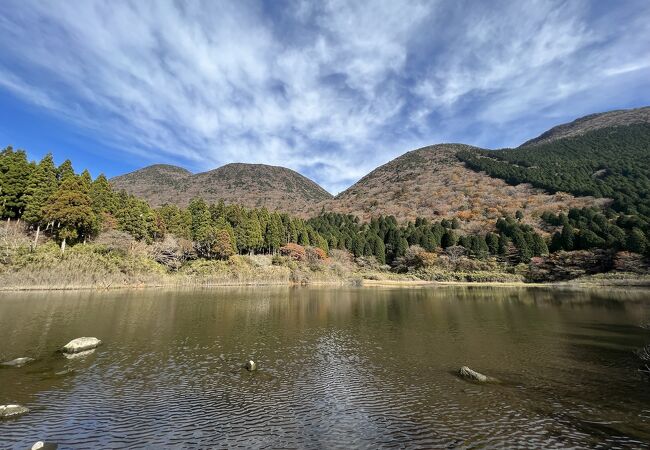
[1,286,650,449]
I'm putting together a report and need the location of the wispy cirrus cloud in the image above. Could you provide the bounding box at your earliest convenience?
[0,0,649,193]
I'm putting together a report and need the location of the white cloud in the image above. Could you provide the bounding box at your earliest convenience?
[0,0,648,192]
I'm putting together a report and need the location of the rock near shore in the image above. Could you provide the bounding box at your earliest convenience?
[0,404,30,419]
[1,357,34,367]
[62,337,102,354]
[458,366,496,383]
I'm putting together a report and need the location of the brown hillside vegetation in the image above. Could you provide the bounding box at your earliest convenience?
[316,144,606,233]
[520,106,650,147]
[111,162,333,211]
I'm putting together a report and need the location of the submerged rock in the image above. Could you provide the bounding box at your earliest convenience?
[31,442,58,450]
[458,366,495,383]
[62,337,102,354]
[244,360,257,371]
[1,357,34,367]
[0,404,30,419]
[63,349,96,360]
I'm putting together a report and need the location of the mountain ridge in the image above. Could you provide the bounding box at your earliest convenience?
[110,105,648,226]
[520,106,650,147]
[110,161,333,212]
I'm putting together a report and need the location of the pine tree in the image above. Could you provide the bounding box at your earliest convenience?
[626,228,648,254]
[0,147,31,218]
[560,224,575,251]
[193,209,217,258]
[188,198,210,239]
[243,211,264,254]
[530,233,549,256]
[441,230,458,248]
[370,234,386,264]
[23,153,58,243]
[116,195,155,242]
[298,228,310,246]
[90,174,116,215]
[512,229,532,262]
[549,232,563,252]
[56,159,75,182]
[486,233,499,254]
[265,213,284,253]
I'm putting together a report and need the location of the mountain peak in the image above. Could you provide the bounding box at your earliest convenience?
[111,161,332,212]
[521,106,650,147]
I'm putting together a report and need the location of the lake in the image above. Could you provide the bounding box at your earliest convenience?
[1,286,650,449]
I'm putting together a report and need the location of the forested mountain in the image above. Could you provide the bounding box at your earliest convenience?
[458,123,650,218]
[520,106,650,147]
[111,162,333,212]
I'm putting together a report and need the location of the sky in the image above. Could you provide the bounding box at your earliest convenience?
[1,0,649,194]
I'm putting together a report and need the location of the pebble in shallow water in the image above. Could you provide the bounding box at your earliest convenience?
[0,404,30,419]
[245,360,257,371]
[458,366,497,383]
[1,357,34,367]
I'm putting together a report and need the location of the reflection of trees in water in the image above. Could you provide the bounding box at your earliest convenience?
[2,286,650,446]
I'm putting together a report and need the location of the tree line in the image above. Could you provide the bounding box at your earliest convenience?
[0,147,327,255]
[3,146,647,266]
[542,207,649,255]
[307,212,549,264]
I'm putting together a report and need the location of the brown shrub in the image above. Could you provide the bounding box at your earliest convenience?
[279,243,306,261]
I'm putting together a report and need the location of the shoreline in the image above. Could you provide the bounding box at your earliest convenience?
[2,276,649,293]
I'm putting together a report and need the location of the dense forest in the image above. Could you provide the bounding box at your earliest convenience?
[2,145,649,275]
[0,146,552,266]
[457,124,650,218]
[0,147,328,257]
[541,207,648,254]
[307,212,549,265]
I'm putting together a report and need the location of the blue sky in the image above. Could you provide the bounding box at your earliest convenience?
[1,0,649,193]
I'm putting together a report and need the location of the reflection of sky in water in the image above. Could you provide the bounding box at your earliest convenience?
[0,286,649,448]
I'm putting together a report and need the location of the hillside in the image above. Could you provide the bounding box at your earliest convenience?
[111,162,333,212]
[521,106,650,147]
[110,106,649,229]
[458,123,650,218]
[318,144,603,232]
[109,164,192,203]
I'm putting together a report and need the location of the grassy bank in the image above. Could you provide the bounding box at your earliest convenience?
[2,226,649,291]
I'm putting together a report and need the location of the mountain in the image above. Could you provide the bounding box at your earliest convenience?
[111,162,333,212]
[321,144,602,232]
[110,164,192,203]
[111,106,648,229]
[520,106,650,147]
[458,122,650,218]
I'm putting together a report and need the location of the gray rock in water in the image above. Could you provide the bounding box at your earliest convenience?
[244,360,257,371]
[0,404,30,419]
[31,441,58,450]
[62,337,102,354]
[63,349,96,360]
[1,357,34,367]
[458,366,494,383]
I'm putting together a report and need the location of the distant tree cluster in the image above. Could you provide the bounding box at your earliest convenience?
[542,207,649,256]
[308,212,548,265]
[457,124,650,219]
